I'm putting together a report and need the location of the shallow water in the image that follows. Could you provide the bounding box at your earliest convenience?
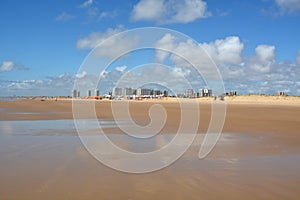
[0,120,299,200]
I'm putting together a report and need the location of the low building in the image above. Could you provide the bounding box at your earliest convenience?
[185,89,195,98]
[199,89,212,97]
[277,91,285,96]
[225,90,237,96]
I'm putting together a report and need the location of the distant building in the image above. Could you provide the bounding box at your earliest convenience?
[136,88,151,96]
[277,91,285,96]
[109,87,170,98]
[87,90,92,97]
[72,89,77,98]
[112,87,123,97]
[163,90,168,97]
[141,88,152,96]
[77,91,80,97]
[124,88,133,96]
[199,89,212,97]
[94,89,100,96]
[185,89,195,98]
[136,88,142,96]
[230,90,237,96]
[225,90,237,96]
[152,90,162,96]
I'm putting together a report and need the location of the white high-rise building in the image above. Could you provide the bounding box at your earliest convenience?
[124,88,133,96]
[136,88,142,96]
[72,89,77,98]
[112,87,123,97]
[87,90,92,97]
[94,89,100,96]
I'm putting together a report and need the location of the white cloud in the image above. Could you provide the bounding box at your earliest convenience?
[172,67,191,77]
[275,0,300,13]
[55,12,75,22]
[115,65,127,72]
[296,50,300,65]
[0,61,14,72]
[155,35,244,72]
[131,0,211,24]
[203,36,244,65]
[249,45,275,73]
[75,71,87,78]
[76,26,139,59]
[255,45,275,62]
[80,0,93,8]
[155,33,176,62]
[153,34,300,95]
[131,0,165,21]
[76,27,123,49]
[169,0,211,23]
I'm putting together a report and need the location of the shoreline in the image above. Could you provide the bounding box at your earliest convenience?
[0,98,299,135]
[2,94,300,105]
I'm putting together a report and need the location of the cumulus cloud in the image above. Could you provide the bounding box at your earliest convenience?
[131,0,165,21]
[76,27,124,49]
[155,35,244,73]
[155,33,176,62]
[170,0,211,23]
[0,61,14,72]
[131,0,211,24]
[115,65,127,72]
[76,26,139,59]
[75,71,87,78]
[275,0,300,13]
[55,12,75,22]
[3,34,300,96]
[154,35,245,94]
[154,33,300,95]
[248,45,275,73]
[202,36,244,65]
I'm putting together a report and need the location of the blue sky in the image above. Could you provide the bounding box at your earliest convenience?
[0,0,300,96]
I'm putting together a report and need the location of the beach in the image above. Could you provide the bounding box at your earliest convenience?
[0,96,300,199]
[1,96,299,134]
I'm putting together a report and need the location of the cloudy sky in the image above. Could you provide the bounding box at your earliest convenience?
[1,0,300,96]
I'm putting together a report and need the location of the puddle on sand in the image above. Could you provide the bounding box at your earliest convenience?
[0,120,299,200]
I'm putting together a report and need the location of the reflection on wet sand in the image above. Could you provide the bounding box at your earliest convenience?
[0,120,300,199]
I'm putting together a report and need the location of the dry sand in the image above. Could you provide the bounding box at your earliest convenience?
[0,96,300,199]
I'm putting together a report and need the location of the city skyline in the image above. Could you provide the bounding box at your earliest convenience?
[71,86,223,98]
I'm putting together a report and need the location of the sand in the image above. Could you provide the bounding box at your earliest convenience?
[1,96,299,134]
[0,97,300,199]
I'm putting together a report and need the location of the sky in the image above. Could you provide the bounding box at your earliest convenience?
[0,0,300,96]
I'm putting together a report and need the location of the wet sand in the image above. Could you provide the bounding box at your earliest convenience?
[0,98,300,199]
[0,98,299,135]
